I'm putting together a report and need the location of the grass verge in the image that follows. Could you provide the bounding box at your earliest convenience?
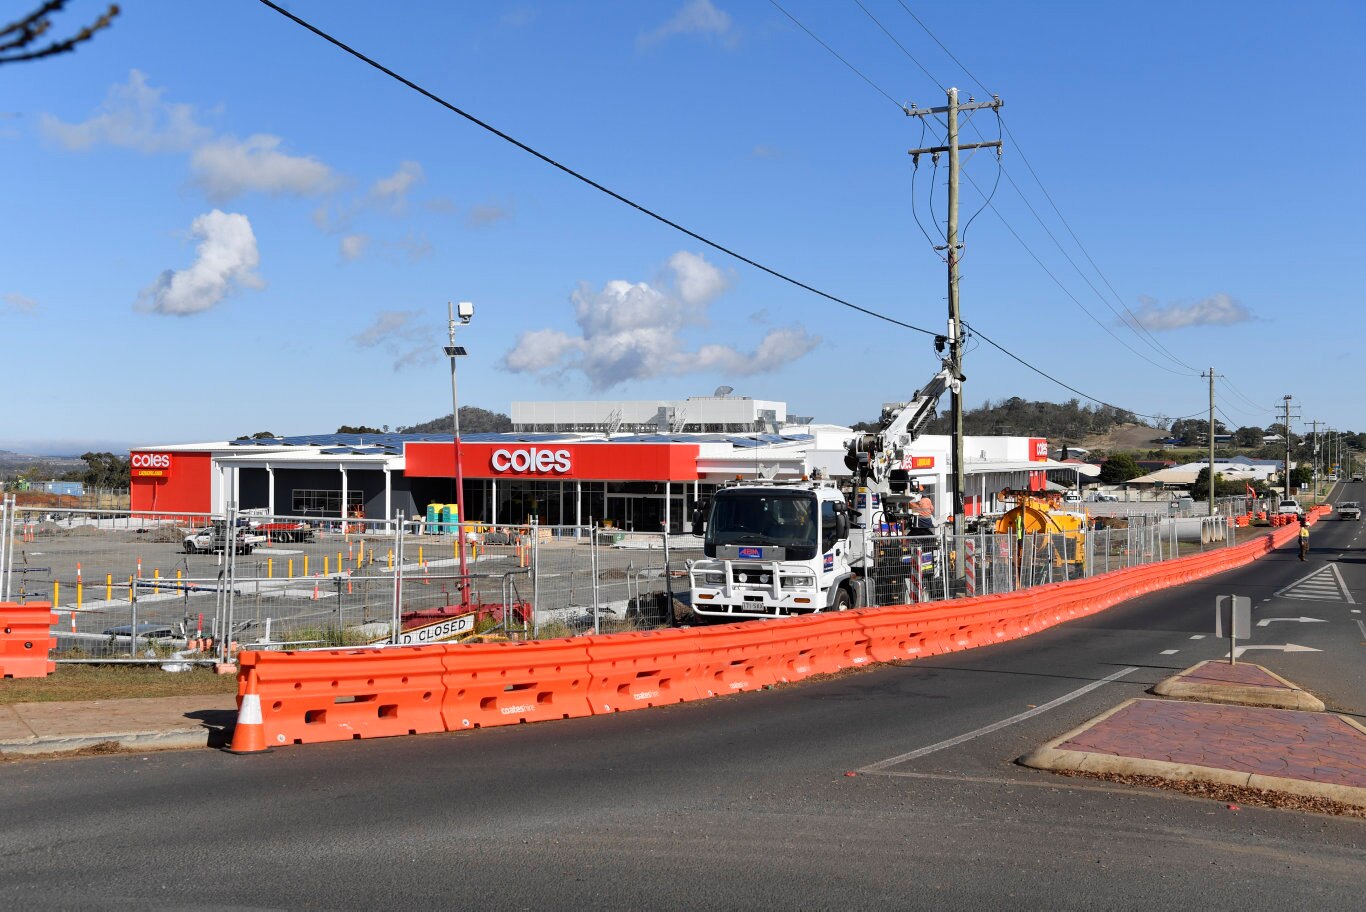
[0,664,237,704]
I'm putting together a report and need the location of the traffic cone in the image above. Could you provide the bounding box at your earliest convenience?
[225,668,272,754]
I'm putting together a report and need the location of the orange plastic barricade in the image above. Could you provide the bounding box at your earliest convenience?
[0,602,58,679]
[780,613,871,677]
[584,628,705,712]
[241,645,448,747]
[441,638,594,730]
[691,622,785,696]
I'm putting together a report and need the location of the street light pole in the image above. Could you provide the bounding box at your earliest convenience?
[446,301,473,607]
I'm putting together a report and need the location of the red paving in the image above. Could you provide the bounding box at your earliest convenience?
[1173,661,1291,689]
[1059,699,1366,789]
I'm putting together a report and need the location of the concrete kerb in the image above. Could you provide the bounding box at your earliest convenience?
[0,728,213,757]
[1152,660,1326,712]
[1018,698,1366,809]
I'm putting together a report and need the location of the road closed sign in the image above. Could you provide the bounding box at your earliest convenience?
[395,612,476,646]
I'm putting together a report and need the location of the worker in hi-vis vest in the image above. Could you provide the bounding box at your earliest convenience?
[1298,516,1310,561]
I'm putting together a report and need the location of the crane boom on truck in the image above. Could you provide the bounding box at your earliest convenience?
[687,365,958,621]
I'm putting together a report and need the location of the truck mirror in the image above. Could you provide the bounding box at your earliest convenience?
[836,512,849,539]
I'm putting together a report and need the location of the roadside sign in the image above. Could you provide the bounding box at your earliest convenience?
[395,612,476,646]
[1215,595,1251,639]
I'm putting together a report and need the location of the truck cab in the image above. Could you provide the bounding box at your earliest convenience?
[687,482,858,620]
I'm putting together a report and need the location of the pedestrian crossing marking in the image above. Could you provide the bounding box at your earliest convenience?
[1273,563,1356,604]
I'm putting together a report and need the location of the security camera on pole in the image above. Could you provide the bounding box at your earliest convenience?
[445,301,473,607]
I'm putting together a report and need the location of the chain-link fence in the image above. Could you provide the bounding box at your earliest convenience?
[0,499,1257,662]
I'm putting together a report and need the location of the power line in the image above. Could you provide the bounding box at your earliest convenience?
[964,321,1200,422]
[893,4,1200,374]
[769,0,905,106]
[851,0,943,91]
[838,1,1195,376]
[255,0,938,337]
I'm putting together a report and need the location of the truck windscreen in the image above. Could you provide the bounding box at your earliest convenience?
[705,490,818,560]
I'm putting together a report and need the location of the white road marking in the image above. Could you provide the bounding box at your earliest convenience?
[1357,619,1366,639]
[857,666,1139,773]
[1160,649,1179,655]
[1352,609,1362,614]
[1255,616,1326,627]
[1228,643,1322,659]
[1273,564,1355,603]
[1189,634,1205,640]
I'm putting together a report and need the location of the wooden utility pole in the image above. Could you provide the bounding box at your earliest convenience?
[907,88,1003,538]
[1203,368,1218,518]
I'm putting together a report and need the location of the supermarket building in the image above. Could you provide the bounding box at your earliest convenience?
[130,397,1061,531]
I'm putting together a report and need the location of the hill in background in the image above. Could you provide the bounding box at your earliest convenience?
[398,406,512,435]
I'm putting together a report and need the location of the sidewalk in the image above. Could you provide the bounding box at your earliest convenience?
[0,694,237,756]
[1021,663,1366,811]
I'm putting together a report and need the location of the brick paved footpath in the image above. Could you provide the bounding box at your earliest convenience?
[1168,661,1292,690]
[1056,699,1366,789]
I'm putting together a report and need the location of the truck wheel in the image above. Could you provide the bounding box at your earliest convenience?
[184,542,197,554]
[832,588,853,611]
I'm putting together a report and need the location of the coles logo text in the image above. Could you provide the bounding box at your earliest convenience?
[490,448,571,474]
[131,453,171,469]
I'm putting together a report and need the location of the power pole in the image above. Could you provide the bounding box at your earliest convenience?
[1202,368,1218,518]
[1310,419,1322,501]
[1281,395,1298,500]
[907,88,1003,538]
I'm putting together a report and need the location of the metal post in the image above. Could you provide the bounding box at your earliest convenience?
[1204,367,1216,520]
[946,87,966,541]
[591,528,600,635]
[129,577,138,658]
[390,509,404,644]
[447,301,471,607]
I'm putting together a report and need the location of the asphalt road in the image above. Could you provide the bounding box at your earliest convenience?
[1,496,1362,910]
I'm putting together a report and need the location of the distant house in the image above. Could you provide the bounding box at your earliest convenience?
[1136,459,1177,473]
[1262,434,1285,444]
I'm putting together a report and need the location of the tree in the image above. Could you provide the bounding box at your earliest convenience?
[1098,453,1141,483]
[1233,426,1262,448]
[1190,468,1257,501]
[79,451,129,489]
[336,425,383,435]
[0,2,119,65]
[1289,465,1313,489]
[239,431,278,439]
[399,407,512,434]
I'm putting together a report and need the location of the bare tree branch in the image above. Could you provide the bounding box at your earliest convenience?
[0,2,118,65]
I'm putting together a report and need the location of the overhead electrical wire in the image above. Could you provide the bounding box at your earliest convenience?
[254,0,937,337]
[965,321,1201,422]
[260,0,1192,425]
[855,1,1195,377]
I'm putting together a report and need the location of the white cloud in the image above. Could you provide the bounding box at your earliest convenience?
[638,0,736,49]
[368,160,424,213]
[136,210,263,316]
[467,202,513,227]
[501,251,817,390]
[353,309,436,370]
[752,144,782,159]
[1133,293,1254,331]
[191,134,339,201]
[3,292,38,313]
[340,234,370,262]
[39,70,209,153]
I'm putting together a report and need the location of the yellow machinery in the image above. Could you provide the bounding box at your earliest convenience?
[994,489,1086,571]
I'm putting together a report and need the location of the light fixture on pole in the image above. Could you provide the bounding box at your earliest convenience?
[446,301,473,607]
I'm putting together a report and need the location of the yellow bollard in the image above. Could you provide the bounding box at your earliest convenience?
[77,581,83,609]
[177,569,182,582]
[288,558,294,579]
[154,568,160,580]
[128,575,134,602]
[53,580,59,606]
[303,554,309,577]
[106,573,112,601]
[418,545,424,566]
[387,549,393,570]
[267,557,273,579]
[324,555,330,576]
[337,551,342,572]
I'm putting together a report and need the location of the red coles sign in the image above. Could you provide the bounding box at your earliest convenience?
[130,452,173,479]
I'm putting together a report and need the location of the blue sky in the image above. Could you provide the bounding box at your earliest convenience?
[3,0,1362,454]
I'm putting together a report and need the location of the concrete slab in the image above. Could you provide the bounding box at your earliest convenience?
[1020,698,1366,808]
[1152,660,1325,711]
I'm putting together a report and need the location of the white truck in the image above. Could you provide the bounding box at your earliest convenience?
[184,522,265,555]
[687,367,955,620]
[1337,501,1361,521]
